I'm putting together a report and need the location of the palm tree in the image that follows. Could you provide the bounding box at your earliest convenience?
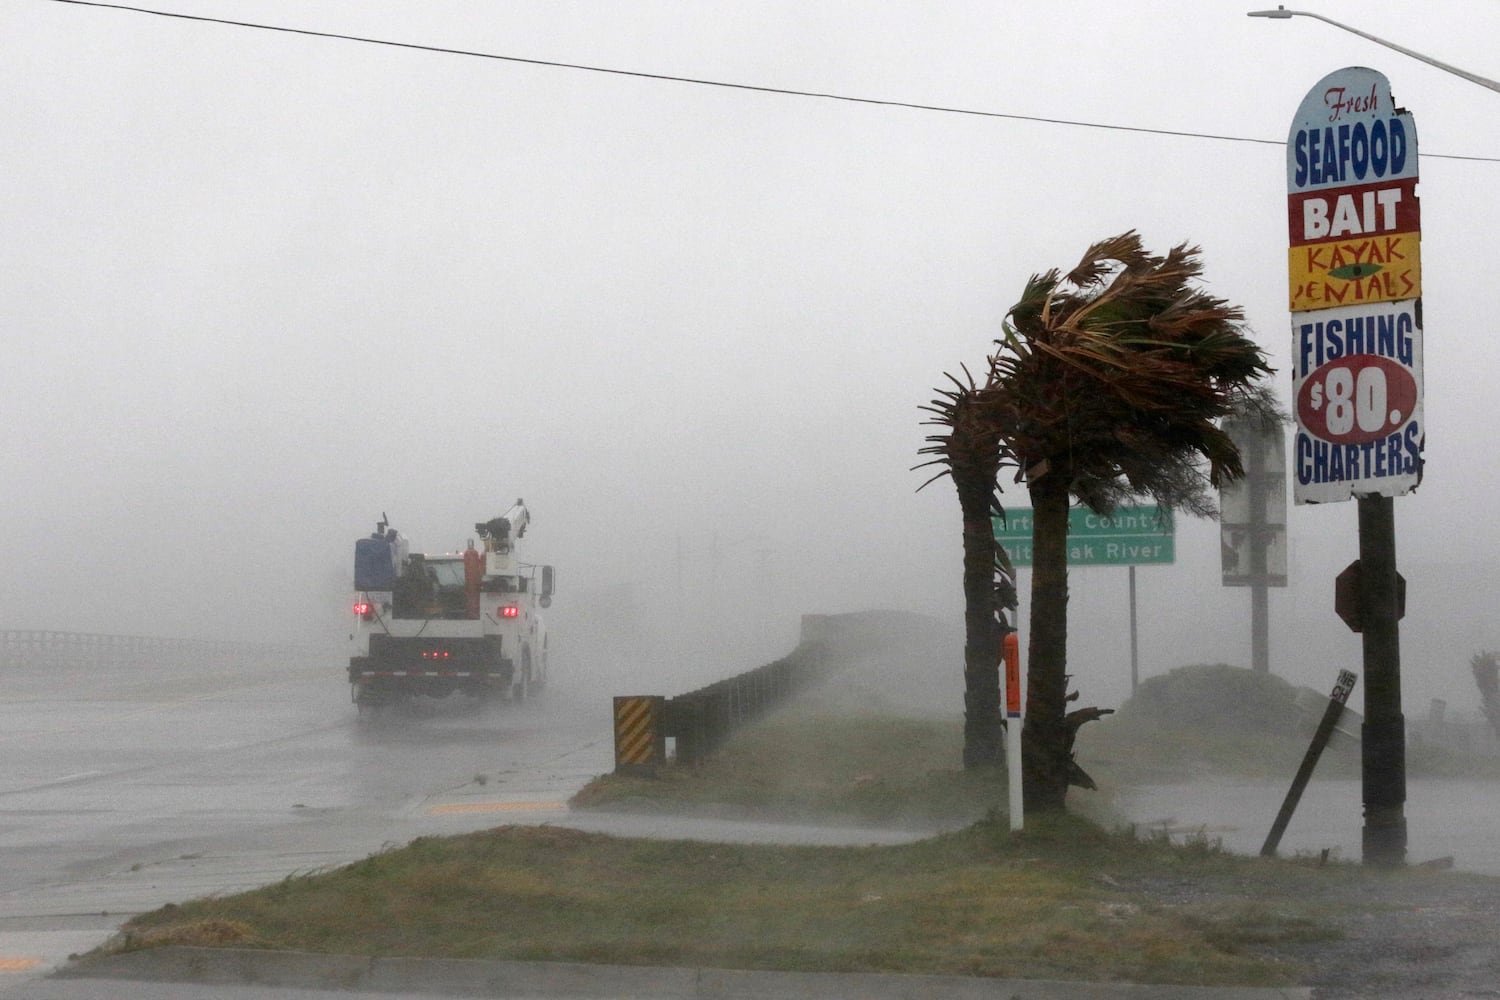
[987,232,1271,811]
[917,368,1018,768]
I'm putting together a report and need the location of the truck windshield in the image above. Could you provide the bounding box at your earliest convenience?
[392,558,472,619]
[425,560,466,589]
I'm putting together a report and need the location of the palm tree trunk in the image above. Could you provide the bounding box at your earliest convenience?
[1022,474,1071,810]
[957,472,1003,769]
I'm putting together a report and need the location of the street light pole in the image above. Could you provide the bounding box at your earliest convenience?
[1248,7,1500,94]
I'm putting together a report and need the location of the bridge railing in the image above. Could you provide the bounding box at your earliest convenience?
[612,614,840,771]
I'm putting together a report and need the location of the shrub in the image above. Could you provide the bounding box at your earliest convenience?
[1117,664,1303,735]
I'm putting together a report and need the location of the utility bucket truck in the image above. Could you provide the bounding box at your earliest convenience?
[347,502,554,708]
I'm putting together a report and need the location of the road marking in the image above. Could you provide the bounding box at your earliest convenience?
[0,958,42,971]
[0,689,227,745]
[428,800,567,815]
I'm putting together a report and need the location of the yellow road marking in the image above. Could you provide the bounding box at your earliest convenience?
[428,800,567,815]
[0,958,42,971]
[0,690,228,745]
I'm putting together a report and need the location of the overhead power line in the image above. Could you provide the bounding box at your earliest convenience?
[45,0,1500,164]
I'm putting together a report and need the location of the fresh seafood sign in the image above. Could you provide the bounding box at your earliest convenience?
[1286,67,1423,504]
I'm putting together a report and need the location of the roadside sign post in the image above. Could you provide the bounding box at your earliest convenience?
[1285,67,1420,866]
[1220,418,1289,674]
[1261,670,1358,857]
[1355,494,1407,864]
[1003,632,1023,831]
[1128,565,1139,694]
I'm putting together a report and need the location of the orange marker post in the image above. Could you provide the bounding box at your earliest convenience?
[1003,632,1023,830]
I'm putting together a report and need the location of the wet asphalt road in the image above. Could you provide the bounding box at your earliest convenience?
[0,651,617,992]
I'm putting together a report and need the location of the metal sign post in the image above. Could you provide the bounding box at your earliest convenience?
[1128,565,1138,694]
[1356,495,1407,864]
[1262,670,1357,857]
[1220,418,1288,674]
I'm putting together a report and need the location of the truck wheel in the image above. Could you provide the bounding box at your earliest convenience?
[354,685,384,718]
[513,652,531,703]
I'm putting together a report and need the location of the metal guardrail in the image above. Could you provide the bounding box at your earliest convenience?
[664,644,830,765]
[612,614,838,772]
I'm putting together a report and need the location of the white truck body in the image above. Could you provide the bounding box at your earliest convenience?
[346,503,553,706]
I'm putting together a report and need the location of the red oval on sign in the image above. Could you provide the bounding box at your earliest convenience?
[1297,354,1417,445]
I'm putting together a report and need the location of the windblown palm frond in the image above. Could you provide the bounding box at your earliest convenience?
[992,230,1272,515]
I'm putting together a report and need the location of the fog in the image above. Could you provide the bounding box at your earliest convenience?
[5,1,1500,716]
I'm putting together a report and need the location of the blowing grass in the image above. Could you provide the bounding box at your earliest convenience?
[576,661,1500,835]
[572,710,1006,827]
[112,815,1328,986]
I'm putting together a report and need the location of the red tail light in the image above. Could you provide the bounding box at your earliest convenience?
[499,605,520,618]
[353,602,371,616]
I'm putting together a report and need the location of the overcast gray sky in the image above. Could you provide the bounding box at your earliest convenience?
[5,1,1499,711]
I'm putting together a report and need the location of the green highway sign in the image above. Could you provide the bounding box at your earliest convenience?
[993,505,1175,567]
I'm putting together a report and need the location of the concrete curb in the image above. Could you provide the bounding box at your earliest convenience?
[53,947,1314,999]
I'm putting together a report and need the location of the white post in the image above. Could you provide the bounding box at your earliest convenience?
[1003,632,1024,830]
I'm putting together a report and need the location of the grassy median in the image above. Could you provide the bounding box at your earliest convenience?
[112,812,1344,986]
[100,701,1365,987]
[99,664,1500,986]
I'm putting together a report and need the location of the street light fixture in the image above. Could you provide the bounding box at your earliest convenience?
[1248,6,1500,94]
